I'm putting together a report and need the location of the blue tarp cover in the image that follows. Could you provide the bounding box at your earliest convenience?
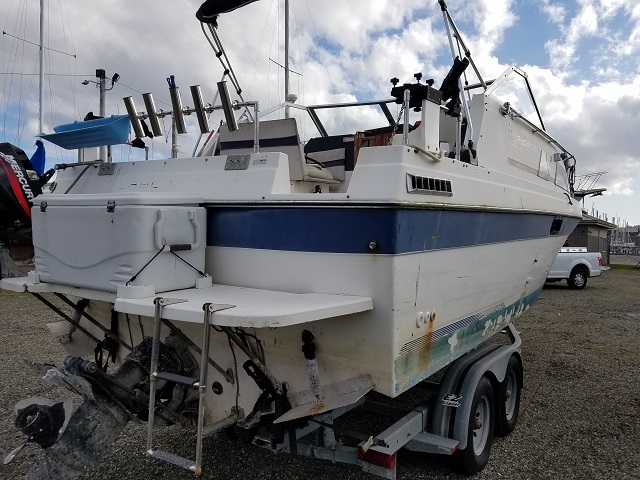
[38,115,130,150]
[30,140,46,175]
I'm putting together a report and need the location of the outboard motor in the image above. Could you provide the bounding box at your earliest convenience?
[0,143,52,274]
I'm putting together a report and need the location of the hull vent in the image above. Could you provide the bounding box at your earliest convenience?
[406,174,453,196]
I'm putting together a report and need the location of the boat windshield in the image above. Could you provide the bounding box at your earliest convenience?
[486,78,543,130]
[259,99,403,141]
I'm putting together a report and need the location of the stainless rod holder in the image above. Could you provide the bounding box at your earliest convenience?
[253,102,260,153]
[190,85,210,134]
[123,96,145,139]
[169,86,187,134]
[217,81,238,132]
[402,89,410,145]
[143,93,164,137]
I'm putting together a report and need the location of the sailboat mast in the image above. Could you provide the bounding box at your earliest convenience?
[38,0,45,133]
[284,0,290,118]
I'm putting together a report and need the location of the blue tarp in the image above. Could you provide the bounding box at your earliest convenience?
[30,140,46,175]
[38,115,130,150]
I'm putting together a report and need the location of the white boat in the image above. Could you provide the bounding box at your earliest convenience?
[1,1,583,478]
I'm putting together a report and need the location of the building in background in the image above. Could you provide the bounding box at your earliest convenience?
[565,213,617,264]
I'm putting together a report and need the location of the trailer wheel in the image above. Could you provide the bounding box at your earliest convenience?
[454,376,495,474]
[496,355,522,436]
[568,267,588,289]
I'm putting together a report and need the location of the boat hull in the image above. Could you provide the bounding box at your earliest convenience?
[205,206,578,398]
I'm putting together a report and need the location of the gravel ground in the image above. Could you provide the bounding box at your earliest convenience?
[1,264,639,480]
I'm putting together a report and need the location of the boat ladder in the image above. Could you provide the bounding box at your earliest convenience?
[146,298,218,476]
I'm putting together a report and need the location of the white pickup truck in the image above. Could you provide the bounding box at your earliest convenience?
[546,247,603,289]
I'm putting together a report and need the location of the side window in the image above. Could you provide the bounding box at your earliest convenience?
[555,161,570,191]
[538,151,551,180]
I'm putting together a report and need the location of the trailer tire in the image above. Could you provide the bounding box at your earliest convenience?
[454,376,495,474]
[496,355,522,436]
[568,267,588,289]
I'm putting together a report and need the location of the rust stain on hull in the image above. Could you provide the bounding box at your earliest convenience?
[396,314,437,393]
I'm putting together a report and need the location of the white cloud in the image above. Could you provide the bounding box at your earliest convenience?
[540,0,567,24]
[545,2,600,72]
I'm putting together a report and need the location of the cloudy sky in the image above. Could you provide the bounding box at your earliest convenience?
[1,0,639,225]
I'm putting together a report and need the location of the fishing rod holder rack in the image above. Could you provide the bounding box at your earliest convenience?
[124,81,260,152]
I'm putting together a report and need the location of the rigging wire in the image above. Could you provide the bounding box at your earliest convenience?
[2,0,28,141]
[59,0,78,125]
[16,0,33,144]
[14,59,36,143]
[277,0,281,109]
[2,31,76,57]
[14,17,36,145]
[267,58,301,76]
[267,1,280,112]
[115,81,172,108]
[303,0,345,133]
[248,0,277,99]
[291,0,305,137]
[2,0,78,164]
[45,0,71,163]
[0,72,90,76]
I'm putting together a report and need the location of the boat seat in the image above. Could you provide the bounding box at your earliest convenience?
[219,118,335,183]
[304,135,355,182]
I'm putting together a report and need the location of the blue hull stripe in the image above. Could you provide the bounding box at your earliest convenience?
[206,207,579,255]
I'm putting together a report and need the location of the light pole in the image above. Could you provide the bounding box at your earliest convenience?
[82,69,120,162]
